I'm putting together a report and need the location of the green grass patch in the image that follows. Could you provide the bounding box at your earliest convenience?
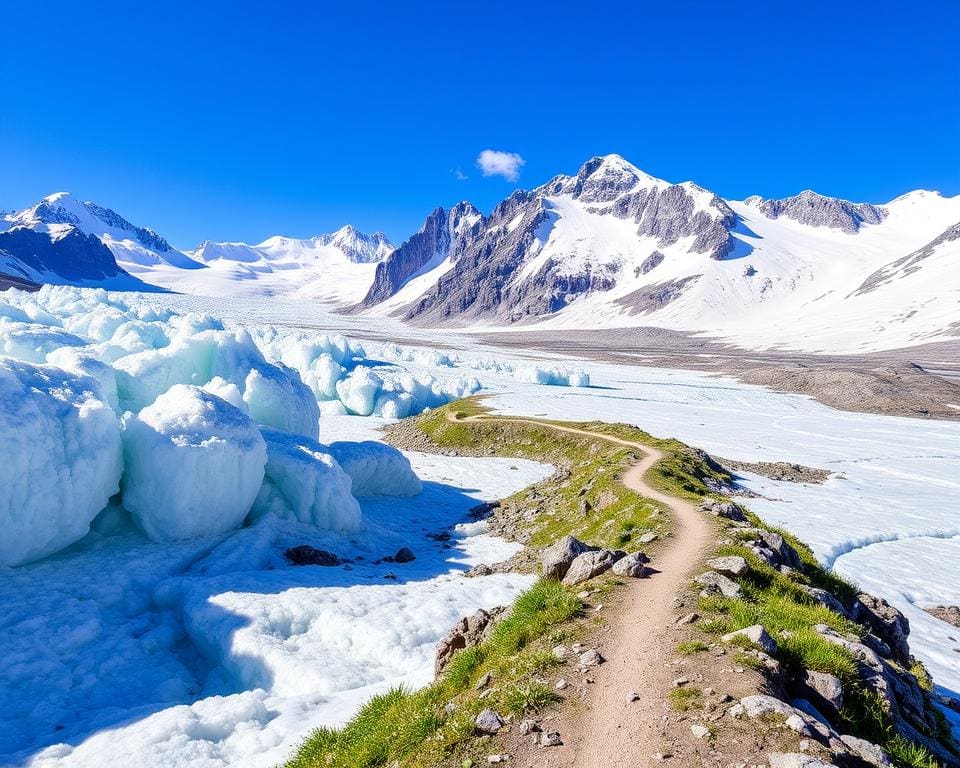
[669,686,702,711]
[677,640,710,655]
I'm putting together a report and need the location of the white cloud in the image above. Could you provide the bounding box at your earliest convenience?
[452,167,468,181]
[476,149,525,182]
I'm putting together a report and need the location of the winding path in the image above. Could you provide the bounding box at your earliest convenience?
[452,413,715,767]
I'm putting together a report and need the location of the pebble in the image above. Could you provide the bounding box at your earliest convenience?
[690,724,711,739]
[555,678,569,690]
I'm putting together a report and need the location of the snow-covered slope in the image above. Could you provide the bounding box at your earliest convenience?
[158,225,394,303]
[359,155,960,353]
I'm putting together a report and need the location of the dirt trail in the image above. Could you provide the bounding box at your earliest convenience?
[452,414,715,767]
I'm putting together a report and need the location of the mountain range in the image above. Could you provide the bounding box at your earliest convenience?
[2,155,959,352]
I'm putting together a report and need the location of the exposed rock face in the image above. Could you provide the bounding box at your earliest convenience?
[798,670,844,715]
[615,275,701,315]
[852,594,911,665]
[541,535,597,580]
[0,227,129,283]
[435,607,505,675]
[855,219,960,295]
[923,604,960,628]
[756,190,887,234]
[362,202,482,306]
[360,155,738,323]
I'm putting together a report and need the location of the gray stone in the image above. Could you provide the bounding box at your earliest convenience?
[579,648,604,667]
[707,555,749,577]
[798,585,849,617]
[435,607,504,675]
[839,734,892,767]
[561,549,625,585]
[757,190,886,234]
[541,535,597,580]
[695,570,742,598]
[475,708,504,734]
[690,724,711,739]
[800,670,843,713]
[722,625,778,655]
[518,719,539,736]
[611,551,650,578]
[538,730,562,747]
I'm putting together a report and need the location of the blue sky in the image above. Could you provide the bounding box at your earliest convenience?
[1,1,958,248]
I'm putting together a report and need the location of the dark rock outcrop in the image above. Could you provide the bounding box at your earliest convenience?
[435,606,505,675]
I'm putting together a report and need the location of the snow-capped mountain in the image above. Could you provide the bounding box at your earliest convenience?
[0,194,392,302]
[169,226,394,303]
[3,192,199,272]
[359,155,960,352]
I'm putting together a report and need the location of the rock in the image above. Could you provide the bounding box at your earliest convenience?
[541,535,597,580]
[740,695,803,720]
[475,709,504,734]
[611,551,650,578]
[852,594,911,665]
[551,644,568,661]
[799,670,843,714]
[839,734,892,766]
[677,612,699,624]
[284,545,341,566]
[487,755,508,763]
[695,571,742,598]
[798,585,849,617]
[628,691,640,702]
[722,625,778,655]
[393,547,416,563]
[767,754,837,768]
[466,563,493,577]
[707,555,749,577]
[924,604,960,628]
[562,549,626,585]
[579,648,604,667]
[578,498,592,515]
[436,607,505,675]
[638,532,658,543]
[555,678,569,690]
[758,530,803,569]
[538,731,562,747]
[698,499,746,521]
[476,672,492,690]
[518,719,539,735]
[690,724,711,739]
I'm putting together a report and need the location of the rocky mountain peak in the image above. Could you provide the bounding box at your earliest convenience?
[756,190,887,234]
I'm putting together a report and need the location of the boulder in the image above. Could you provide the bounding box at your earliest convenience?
[698,499,746,521]
[799,670,843,714]
[435,607,504,675]
[707,555,749,577]
[839,735,892,767]
[722,625,778,655]
[695,570,742,598]
[561,548,625,585]
[852,594,910,665]
[798,584,849,617]
[475,708,504,734]
[284,545,341,566]
[392,547,416,563]
[541,535,597,580]
[611,551,650,578]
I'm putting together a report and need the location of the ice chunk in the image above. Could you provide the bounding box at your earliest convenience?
[0,359,122,566]
[0,319,88,363]
[516,365,590,387]
[326,441,422,497]
[113,329,319,439]
[46,346,120,412]
[202,376,247,412]
[250,429,361,531]
[336,366,382,416]
[121,385,267,541]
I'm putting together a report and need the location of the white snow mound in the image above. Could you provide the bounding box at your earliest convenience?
[121,385,268,541]
[251,428,362,532]
[0,359,122,566]
[326,440,422,497]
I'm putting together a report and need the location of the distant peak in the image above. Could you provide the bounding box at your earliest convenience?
[43,192,73,204]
